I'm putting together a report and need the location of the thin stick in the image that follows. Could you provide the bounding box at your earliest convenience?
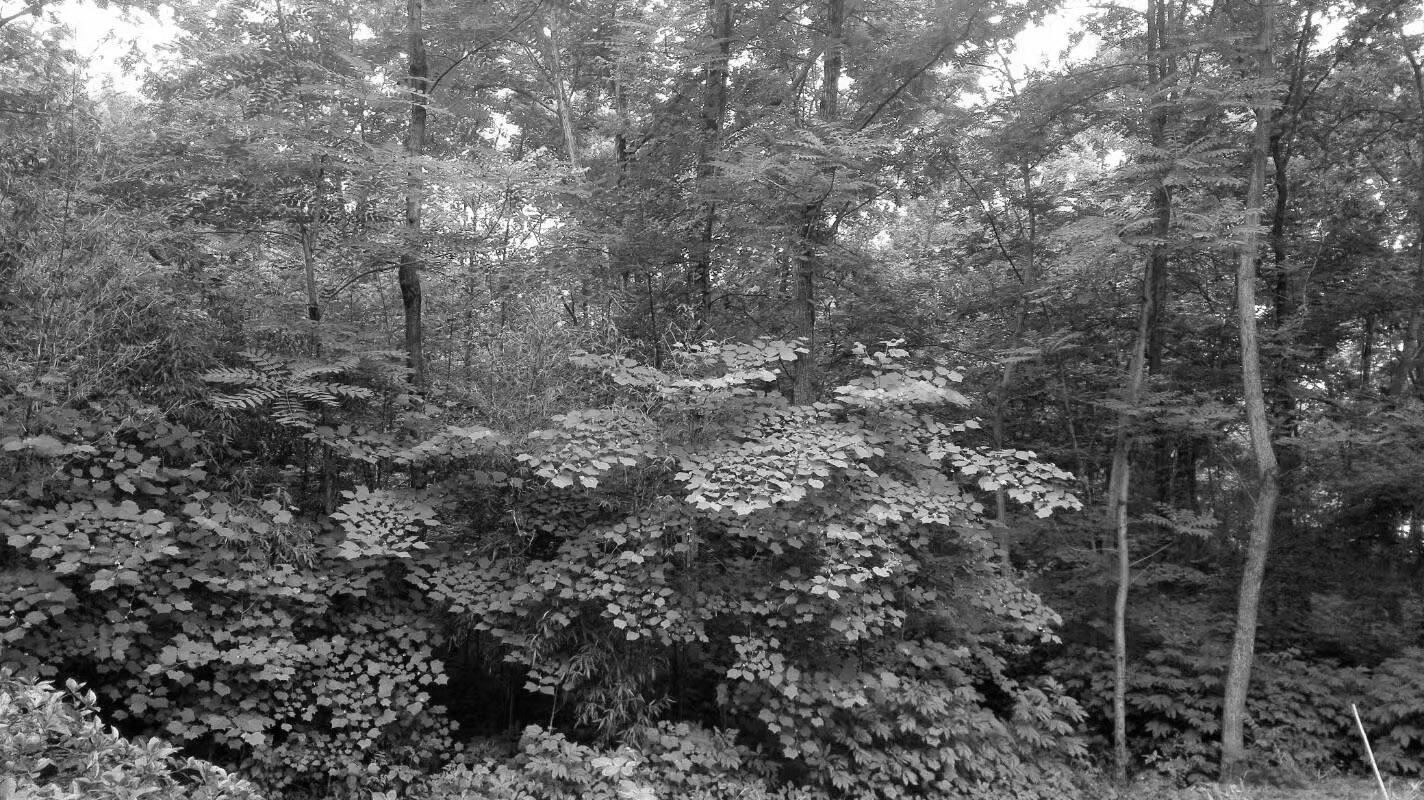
[1353,703,1390,800]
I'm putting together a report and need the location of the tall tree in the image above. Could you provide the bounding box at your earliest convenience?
[1220,0,1280,780]
[401,0,429,388]
[689,0,734,324]
[790,0,844,404]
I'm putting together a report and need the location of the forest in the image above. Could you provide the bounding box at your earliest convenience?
[2,0,1424,797]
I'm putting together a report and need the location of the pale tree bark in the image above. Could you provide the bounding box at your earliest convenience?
[1105,0,1178,778]
[400,0,428,389]
[1105,188,1161,785]
[1220,0,1279,781]
[791,0,843,405]
[542,8,581,172]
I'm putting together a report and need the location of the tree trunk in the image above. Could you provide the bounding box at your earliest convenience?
[690,0,733,326]
[1220,0,1280,781]
[791,0,843,405]
[991,162,1039,575]
[1106,2,1177,777]
[543,8,581,172]
[400,0,428,389]
[1391,22,1424,398]
[300,222,321,323]
[1105,189,1161,786]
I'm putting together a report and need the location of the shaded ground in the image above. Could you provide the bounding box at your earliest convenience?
[1103,777,1415,800]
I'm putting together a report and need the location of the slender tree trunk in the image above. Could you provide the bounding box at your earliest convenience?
[690,0,733,326]
[301,222,321,322]
[1145,0,1176,507]
[400,0,428,389]
[991,163,1039,574]
[1220,0,1280,781]
[791,0,843,404]
[1106,201,1160,786]
[1106,2,1176,777]
[1391,23,1424,398]
[401,0,427,390]
[543,8,581,171]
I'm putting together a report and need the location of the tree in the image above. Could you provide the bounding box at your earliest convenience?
[1220,0,1280,781]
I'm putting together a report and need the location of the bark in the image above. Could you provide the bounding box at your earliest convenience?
[690,0,733,325]
[991,163,1039,575]
[400,0,428,389]
[1144,0,1175,507]
[1390,23,1424,398]
[1106,192,1160,787]
[1220,0,1280,781]
[300,222,321,323]
[1108,3,1176,777]
[543,8,581,171]
[791,0,843,405]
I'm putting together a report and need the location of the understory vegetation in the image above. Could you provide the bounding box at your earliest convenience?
[4,0,1424,797]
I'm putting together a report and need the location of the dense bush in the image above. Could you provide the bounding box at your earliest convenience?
[1358,648,1424,776]
[1,340,1087,799]
[414,722,820,800]
[1051,644,1407,781]
[0,669,263,800]
[422,340,1087,798]
[0,375,466,797]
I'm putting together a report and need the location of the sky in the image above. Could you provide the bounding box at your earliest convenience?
[43,0,1105,96]
[42,0,178,93]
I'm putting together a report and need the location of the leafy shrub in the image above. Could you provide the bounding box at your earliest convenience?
[2,342,1089,799]
[422,339,1087,798]
[0,386,465,798]
[0,669,263,800]
[414,723,820,800]
[1053,645,1362,781]
[1359,648,1424,775]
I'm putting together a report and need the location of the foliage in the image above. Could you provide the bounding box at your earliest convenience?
[9,0,1424,791]
[0,669,264,800]
[1053,646,1367,781]
[414,723,820,800]
[421,339,1086,798]
[1358,649,1424,776]
[0,387,461,799]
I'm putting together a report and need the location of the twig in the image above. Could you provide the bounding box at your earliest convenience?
[1353,703,1391,800]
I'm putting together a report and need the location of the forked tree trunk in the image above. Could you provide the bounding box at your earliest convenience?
[400,0,428,389]
[1220,0,1280,781]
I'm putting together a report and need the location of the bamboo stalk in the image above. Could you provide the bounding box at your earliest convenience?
[1353,703,1390,800]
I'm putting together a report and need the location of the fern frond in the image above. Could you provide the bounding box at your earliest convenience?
[201,368,270,386]
[288,383,339,406]
[290,355,358,381]
[240,351,289,377]
[271,396,316,429]
[212,387,281,410]
[309,381,373,400]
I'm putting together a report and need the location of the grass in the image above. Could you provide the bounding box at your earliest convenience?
[1102,777,1424,800]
